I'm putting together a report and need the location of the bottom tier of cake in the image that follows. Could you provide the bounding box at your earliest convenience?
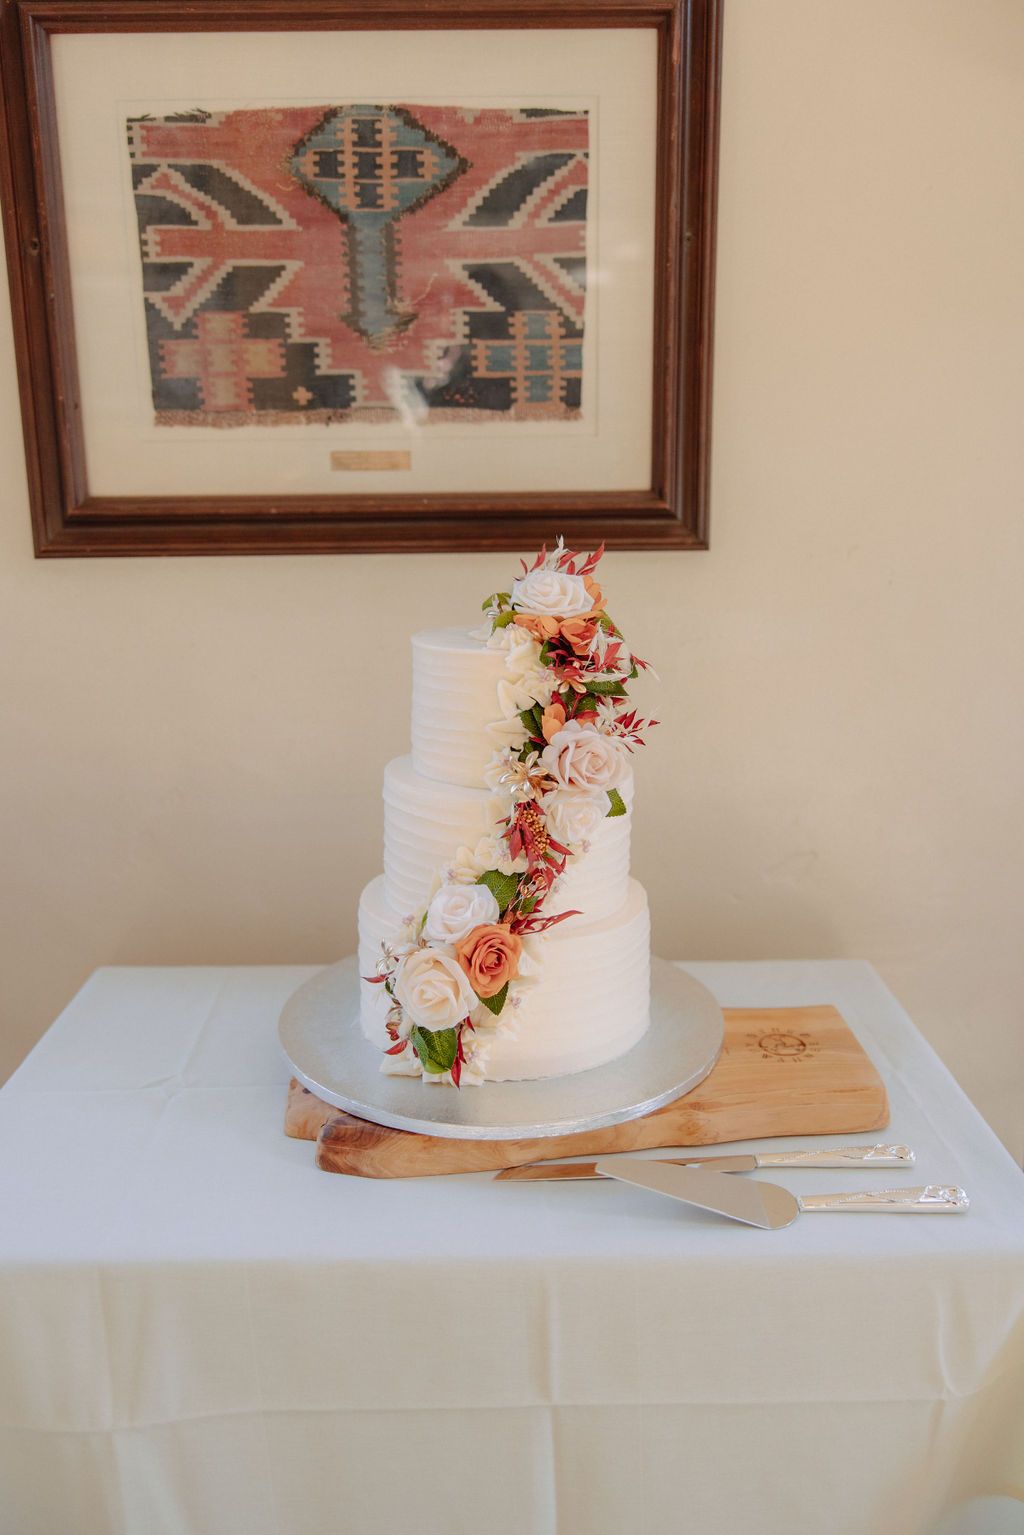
[357,875,652,1082]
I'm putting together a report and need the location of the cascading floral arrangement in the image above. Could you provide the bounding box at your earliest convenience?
[367,539,656,1085]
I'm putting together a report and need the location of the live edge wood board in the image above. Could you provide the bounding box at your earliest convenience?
[284,1004,890,1177]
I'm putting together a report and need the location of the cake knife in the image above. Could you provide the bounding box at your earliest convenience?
[493,1143,915,1181]
[594,1160,969,1229]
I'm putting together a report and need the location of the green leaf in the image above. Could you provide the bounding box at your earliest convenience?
[477,981,509,1016]
[606,787,627,818]
[477,868,520,913]
[586,678,628,696]
[481,590,512,612]
[493,610,517,629]
[410,1025,459,1075]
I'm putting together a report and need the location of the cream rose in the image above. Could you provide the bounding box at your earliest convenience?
[497,629,557,713]
[543,786,610,845]
[510,569,591,618]
[423,882,500,945]
[392,947,476,1031]
[540,720,629,793]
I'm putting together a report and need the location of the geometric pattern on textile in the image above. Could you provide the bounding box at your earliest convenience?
[126,104,588,426]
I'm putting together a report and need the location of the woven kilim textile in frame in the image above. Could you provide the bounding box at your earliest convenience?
[127,104,588,428]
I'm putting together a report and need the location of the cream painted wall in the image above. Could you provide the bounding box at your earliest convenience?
[2,1,1022,1160]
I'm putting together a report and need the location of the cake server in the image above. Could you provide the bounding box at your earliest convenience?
[493,1142,915,1181]
[593,1159,969,1229]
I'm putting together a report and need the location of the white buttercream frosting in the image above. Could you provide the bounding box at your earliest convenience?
[410,628,508,787]
[382,755,505,917]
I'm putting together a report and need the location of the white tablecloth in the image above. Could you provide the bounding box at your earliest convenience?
[1,960,1022,1535]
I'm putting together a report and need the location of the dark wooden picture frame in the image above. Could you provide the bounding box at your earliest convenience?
[0,0,721,557]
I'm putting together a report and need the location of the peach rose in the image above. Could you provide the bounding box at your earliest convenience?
[540,720,629,793]
[455,923,523,999]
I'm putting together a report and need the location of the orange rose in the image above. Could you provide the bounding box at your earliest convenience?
[541,698,567,742]
[512,613,560,642]
[558,617,598,655]
[455,923,523,999]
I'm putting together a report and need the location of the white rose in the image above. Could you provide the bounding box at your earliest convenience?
[543,787,610,845]
[424,882,500,945]
[540,720,629,793]
[393,947,477,1031]
[497,669,556,718]
[444,830,511,883]
[497,630,556,713]
[486,714,529,753]
[510,569,591,618]
[505,626,544,669]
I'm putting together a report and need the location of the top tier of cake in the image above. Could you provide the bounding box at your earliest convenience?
[410,628,508,788]
[390,625,635,925]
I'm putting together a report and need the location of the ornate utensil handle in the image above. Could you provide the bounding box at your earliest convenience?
[798,1185,969,1213]
[758,1143,915,1169]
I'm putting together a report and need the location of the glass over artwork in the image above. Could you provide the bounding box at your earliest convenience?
[127,103,588,429]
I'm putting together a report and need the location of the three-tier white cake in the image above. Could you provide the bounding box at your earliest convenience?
[357,545,655,1085]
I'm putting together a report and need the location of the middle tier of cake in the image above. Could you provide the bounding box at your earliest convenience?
[382,754,634,923]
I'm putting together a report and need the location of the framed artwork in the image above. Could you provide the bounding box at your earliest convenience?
[0,0,721,556]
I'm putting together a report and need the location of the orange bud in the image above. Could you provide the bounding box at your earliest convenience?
[541,699,567,742]
[583,575,605,615]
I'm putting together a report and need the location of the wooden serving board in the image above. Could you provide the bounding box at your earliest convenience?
[284,1004,889,1177]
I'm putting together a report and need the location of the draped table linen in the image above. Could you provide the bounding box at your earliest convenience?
[1,959,1022,1535]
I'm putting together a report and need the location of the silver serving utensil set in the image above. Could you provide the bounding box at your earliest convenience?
[493,1142,969,1229]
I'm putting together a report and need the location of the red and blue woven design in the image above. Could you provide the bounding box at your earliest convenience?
[127,103,588,426]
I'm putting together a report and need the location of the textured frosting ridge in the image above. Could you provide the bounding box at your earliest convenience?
[410,628,507,788]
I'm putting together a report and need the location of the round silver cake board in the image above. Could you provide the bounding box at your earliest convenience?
[279,955,724,1141]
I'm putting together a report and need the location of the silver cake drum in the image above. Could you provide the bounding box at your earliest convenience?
[278,956,724,1141]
